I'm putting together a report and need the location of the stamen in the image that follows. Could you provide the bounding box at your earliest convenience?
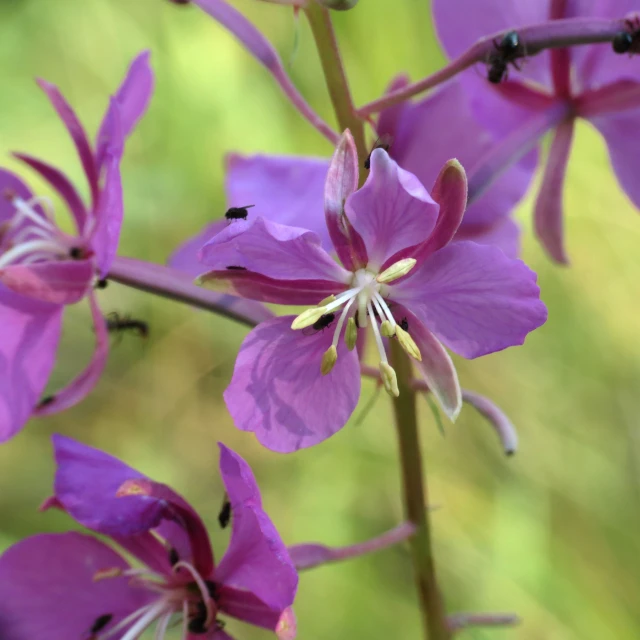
[154,611,172,640]
[373,291,396,329]
[173,560,214,628]
[291,306,329,331]
[322,285,364,314]
[98,601,166,640]
[372,294,396,337]
[344,317,357,351]
[367,302,388,366]
[0,239,68,268]
[117,600,170,640]
[321,346,338,375]
[10,197,56,233]
[317,294,336,307]
[331,297,356,349]
[380,362,400,397]
[376,258,416,284]
[395,325,422,361]
[181,600,189,640]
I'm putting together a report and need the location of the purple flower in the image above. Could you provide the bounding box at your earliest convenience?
[0,52,153,442]
[196,132,547,452]
[433,0,640,262]
[170,76,534,281]
[0,435,298,640]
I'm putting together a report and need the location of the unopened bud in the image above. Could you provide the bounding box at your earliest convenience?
[344,317,357,350]
[317,0,359,9]
[395,325,422,361]
[380,362,399,397]
[321,345,338,375]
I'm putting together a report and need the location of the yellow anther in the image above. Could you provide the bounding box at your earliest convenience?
[344,317,358,351]
[380,320,396,338]
[380,362,399,397]
[317,295,336,307]
[376,258,417,284]
[291,306,329,330]
[321,345,338,375]
[93,567,123,582]
[395,325,422,361]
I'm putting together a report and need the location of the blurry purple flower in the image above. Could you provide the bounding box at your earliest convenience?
[0,52,153,442]
[0,435,298,640]
[170,76,535,280]
[433,0,640,262]
[196,132,547,452]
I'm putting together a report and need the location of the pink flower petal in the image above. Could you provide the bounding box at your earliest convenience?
[0,532,151,640]
[36,78,99,204]
[376,73,411,138]
[462,389,518,455]
[0,286,62,442]
[534,118,574,264]
[216,444,297,611]
[346,150,439,269]
[0,260,93,305]
[199,216,350,284]
[391,241,547,359]
[224,316,361,452]
[455,216,521,259]
[324,130,367,270]
[218,587,284,630]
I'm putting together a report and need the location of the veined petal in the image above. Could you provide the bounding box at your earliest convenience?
[432,0,552,89]
[398,307,461,421]
[377,74,411,138]
[0,169,36,225]
[36,78,99,204]
[50,433,214,575]
[324,130,367,270]
[0,285,62,443]
[198,269,343,305]
[0,533,151,640]
[218,587,284,630]
[345,150,439,269]
[589,107,640,212]
[454,216,521,259]
[391,241,547,359]
[216,445,297,611]
[34,293,108,416]
[0,260,93,305]
[96,51,154,169]
[13,153,87,234]
[170,219,228,276]
[224,316,361,452]
[226,153,330,246]
[199,216,350,284]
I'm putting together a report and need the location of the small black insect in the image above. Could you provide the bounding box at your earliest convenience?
[224,204,255,221]
[226,265,247,271]
[37,395,55,409]
[95,278,108,289]
[106,312,149,339]
[364,134,393,170]
[399,317,409,332]
[613,31,633,54]
[168,547,180,566]
[302,312,336,336]
[487,31,522,84]
[90,613,113,634]
[218,497,231,529]
[69,247,83,259]
[188,601,208,634]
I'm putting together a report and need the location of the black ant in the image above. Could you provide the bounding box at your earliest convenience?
[612,15,640,54]
[95,278,108,289]
[105,312,149,339]
[89,614,113,635]
[224,205,254,221]
[302,312,336,336]
[218,496,231,529]
[399,317,409,332]
[69,247,84,260]
[487,31,522,84]
[168,547,180,566]
[364,134,393,170]
[225,265,247,271]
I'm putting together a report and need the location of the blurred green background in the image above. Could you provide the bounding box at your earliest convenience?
[1,0,639,638]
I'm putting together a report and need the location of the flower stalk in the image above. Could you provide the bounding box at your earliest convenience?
[389,339,450,640]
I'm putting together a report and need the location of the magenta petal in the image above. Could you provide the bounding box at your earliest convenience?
[377,73,411,138]
[34,293,108,416]
[96,51,154,167]
[398,307,461,421]
[534,119,574,264]
[13,153,88,234]
[224,316,361,452]
[455,216,521,259]
[36,78,99,204]
[0,260,93,305]
[324,130,367,270]
[589,108,640,212]
[432,0,552,89]
[216,444,297,610]
[199,216,350,284]
[218,587,282,630]
[0,286,62,442]
[226,153,330,246]
[391,242,547,359]
[170,219,228,276]
[0,170,36,224]
[346,150,439,269]
[462,389,518,455]
[0,532,151,640]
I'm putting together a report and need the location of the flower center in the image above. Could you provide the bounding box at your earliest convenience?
[291,258,421,397]
[0,192,84,269]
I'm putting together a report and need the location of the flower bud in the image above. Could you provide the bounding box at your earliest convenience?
[316,0,359,9]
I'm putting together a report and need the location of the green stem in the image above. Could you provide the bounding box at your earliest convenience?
[304,3,368,181]
[390,340,451,640]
